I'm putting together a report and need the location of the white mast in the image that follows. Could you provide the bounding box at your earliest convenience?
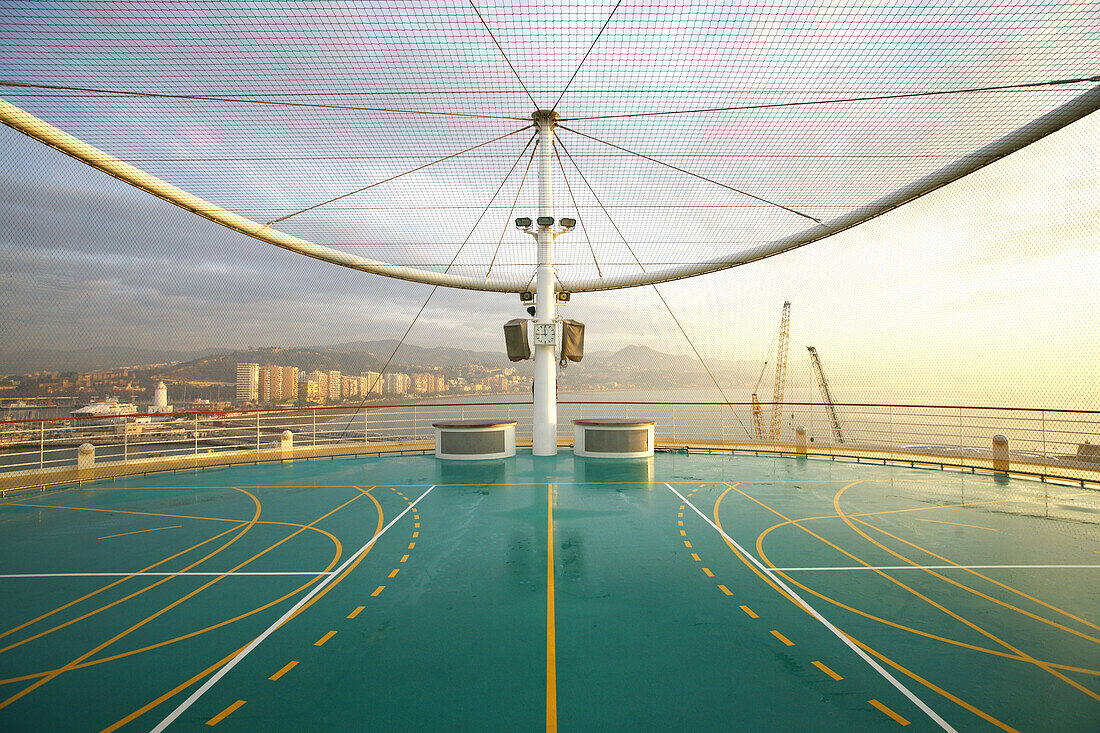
[532,109,559,456]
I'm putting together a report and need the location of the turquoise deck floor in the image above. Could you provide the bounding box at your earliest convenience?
[0,452,1097,731]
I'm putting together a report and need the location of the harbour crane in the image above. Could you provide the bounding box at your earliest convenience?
[807,345,844,444]
[751,301,791,440]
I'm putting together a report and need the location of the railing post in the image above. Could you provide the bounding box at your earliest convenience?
[1041,410,1047,464]
[256,412,261,452]
[312,410,317,448]
[194,414,199,455]
[365,409,369,446]
[39,420,44,470]
[413,406,418,441]
[123,424,128,464]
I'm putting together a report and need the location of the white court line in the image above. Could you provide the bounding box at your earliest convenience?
[153,484,435,733]
[0,571,335,579]
[664,482,957,733]
[771,565,1100,572]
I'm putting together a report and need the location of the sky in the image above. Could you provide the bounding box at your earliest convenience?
[1,2,1098,409]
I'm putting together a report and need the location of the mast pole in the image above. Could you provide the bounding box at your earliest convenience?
[532,109,559,456]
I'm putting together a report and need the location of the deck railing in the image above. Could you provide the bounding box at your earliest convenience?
[1,400,1098,493]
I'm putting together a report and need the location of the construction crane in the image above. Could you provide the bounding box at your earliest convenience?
[770,301,791,440]
[751,302,791,441]
[807,346,844,444]
[750,360,768,440]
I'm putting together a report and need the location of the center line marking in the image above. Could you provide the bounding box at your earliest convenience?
[718,585,733,596]
[347,606,364,619]
[371,585,385,596]
[870,699,912,726]
[664,482,955,733]
[152,485,436,733]
[388,569,400,578]
[770,629,794,646]
[813,661,843,681]
[314,630,336,646]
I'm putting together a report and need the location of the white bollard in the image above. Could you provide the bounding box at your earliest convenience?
[77,443,95,472]
[992,434,1009,473]
[281,430,293,461]
[795,426,807,456]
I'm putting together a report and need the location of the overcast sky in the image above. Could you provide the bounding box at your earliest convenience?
[3,108,1098,409]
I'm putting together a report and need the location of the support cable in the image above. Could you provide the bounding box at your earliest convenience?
[264,126,529,227]
[486,140,538,280]
[0,80,530,121]
[335,132,538,438]
[560,75,1100,121]
[554,145,603,277]
[467,0,540,110]
[557,125,821,224]
[557,138,753,438]
[551,0,624,112]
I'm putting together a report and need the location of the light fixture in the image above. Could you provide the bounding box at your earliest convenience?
[520,291,534,304]
[515,217,532,228]
[559,217,576,230]
[537,216,554,228]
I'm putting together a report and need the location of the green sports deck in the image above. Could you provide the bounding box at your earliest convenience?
[0,452,1097,731]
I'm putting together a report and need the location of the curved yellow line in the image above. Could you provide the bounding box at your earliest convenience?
[100,486,384,732]
[0,487,265,711]
[832,483,1100,702]
[753,520,1100,677]
[852,515,1100,636]
[713,484,1019,733]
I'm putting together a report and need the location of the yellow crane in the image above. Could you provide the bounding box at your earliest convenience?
[751,301,791,440]
[807,345,844,444]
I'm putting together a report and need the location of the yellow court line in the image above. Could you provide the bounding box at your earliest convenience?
[831,484,1100,701]
[702,567,715,577]
[388,569,400,578]
[348,606,365,619]
[740,605,758,619]
[314,630,336,647]
[718,585,733,596]
[547,483,557,733]
[913,518,997,531]
[678,520,683,526]
[770,629,794,646]
[408,542,416,549]
[869,699,911,726]
[412,531,419,538]
[813,661,843,681]
[680,530,687,536]
[372,585,385,596]
[0,488,264,712]
[414,523,420,528]
[268,661,297,681]
[400,554,410,563]
[205,699,245,726]
[101,490,382,733]
[713,485,1022,733]
[690,553,701,562]
[684,540,692,548]
[98,525,183,540]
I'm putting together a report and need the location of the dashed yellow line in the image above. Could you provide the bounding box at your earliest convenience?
[371,585,385,596]
[205,700,245,726]
[678,520,684,526]
[414,522,420,528]
[347,606,364,619]
[408,542,416,550]
[740,605,758,618]
[400,554,410,563]
[314,630,336,647]
[717,585,733,596]
[869,699,911,726]
[412,531,419,538]
[690,553,701,562]
[813,661,843,681]
[770,629,794,646]
[683,540,692,548]
[702,567,715,577]
[388,569,400,578]
[268,661,297,681]
[680,530,687,536]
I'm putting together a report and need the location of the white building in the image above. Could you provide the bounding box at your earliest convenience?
[236,363,259,404]
[148,380,173,414]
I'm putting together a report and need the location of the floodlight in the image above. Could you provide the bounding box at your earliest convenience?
[519,291,534,304]
[556,291,571,304]
[515,217,532,228]
[537,216,554,228]
[559,218,576,230]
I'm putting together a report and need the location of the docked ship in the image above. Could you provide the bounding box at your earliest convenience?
[70,397,138,423]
